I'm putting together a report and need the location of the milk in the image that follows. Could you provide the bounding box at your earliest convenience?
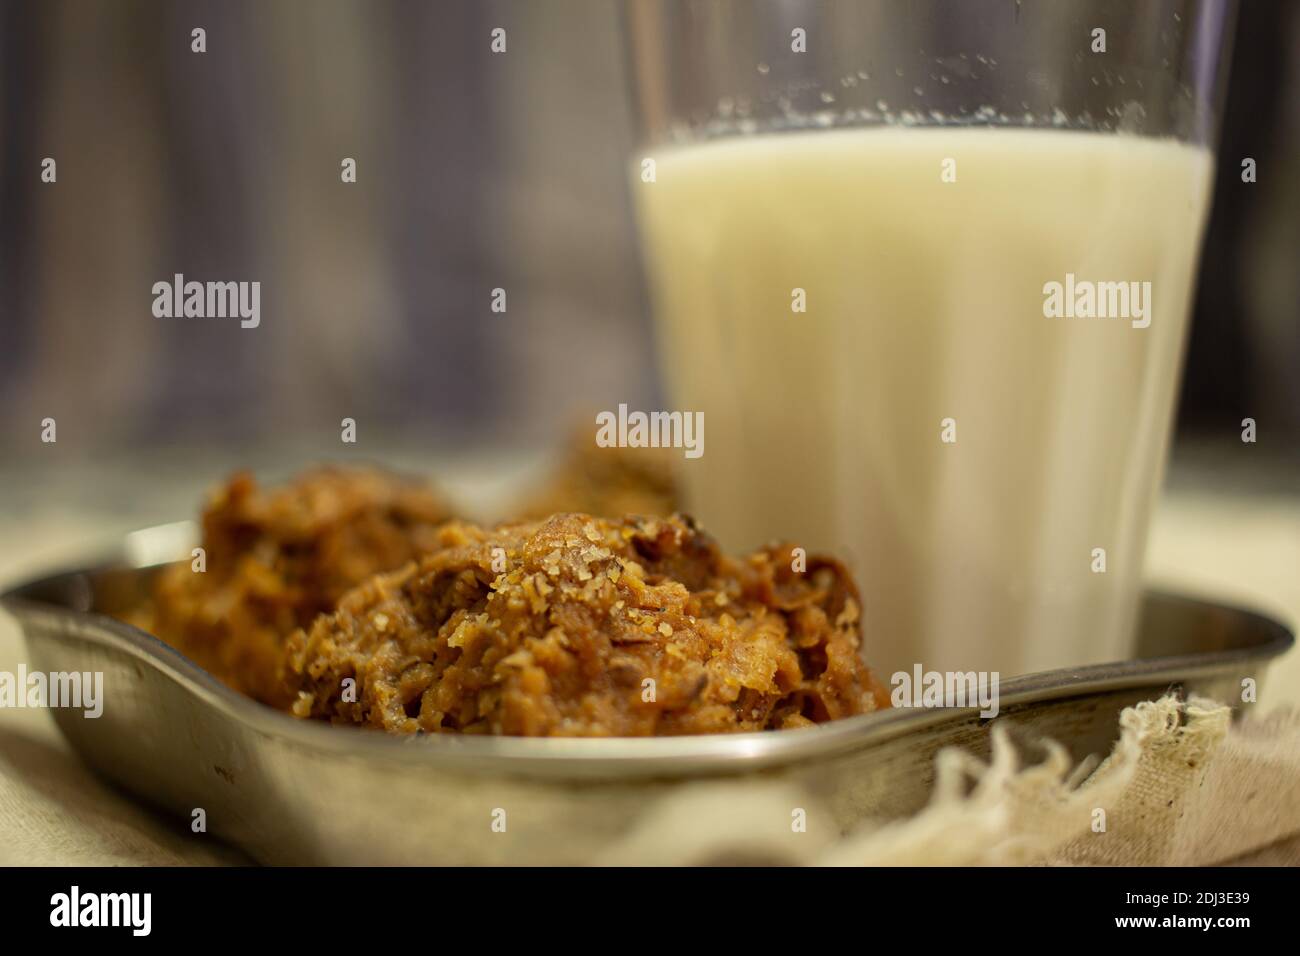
[634,126,1213,675]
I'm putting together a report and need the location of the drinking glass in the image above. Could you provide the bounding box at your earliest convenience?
[624,0,1236,676]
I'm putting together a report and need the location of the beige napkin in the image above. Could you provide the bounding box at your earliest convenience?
[595,695,1300,866]
[0,722,246,867]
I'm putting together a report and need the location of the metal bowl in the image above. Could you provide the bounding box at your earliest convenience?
[1,521,1291,864]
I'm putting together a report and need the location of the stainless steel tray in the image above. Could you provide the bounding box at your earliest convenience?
[1,521,1292,865]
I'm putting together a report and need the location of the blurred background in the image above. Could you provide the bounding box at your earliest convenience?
[0,0,658,466]
[1,0,1296,464]
[0,0,1295,620]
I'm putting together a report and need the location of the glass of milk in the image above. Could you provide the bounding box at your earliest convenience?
[625,0,1236,675]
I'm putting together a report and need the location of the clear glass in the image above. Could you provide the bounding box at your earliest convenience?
[625,0,1236,677]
